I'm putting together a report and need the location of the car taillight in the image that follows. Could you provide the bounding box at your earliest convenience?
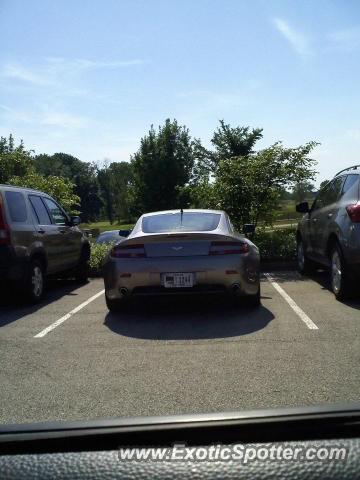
[346,203,360,223]
[209,241,249,255]
[110,243,147,258]
[0,195,10,245]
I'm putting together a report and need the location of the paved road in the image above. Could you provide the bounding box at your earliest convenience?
[0,271,359,425]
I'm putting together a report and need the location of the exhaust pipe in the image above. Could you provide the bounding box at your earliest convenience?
[120,287,129,297]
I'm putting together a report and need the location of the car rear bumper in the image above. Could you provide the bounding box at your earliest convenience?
[0,246,28,284]
[103,253,260,300]
[339,225,360,277]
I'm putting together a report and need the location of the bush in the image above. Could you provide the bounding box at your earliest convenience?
[253,227,296,262]
[89,242,115,275]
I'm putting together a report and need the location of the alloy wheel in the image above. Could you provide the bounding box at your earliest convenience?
[331,250,342,295]
[297,242,305,271]
[31,266,44,298]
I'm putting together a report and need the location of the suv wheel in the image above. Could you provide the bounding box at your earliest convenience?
[105,295,128,313]
[297,239,316,275]
[25,259,45,303]
[330,243,353,301]
[244,285,261,308]
[75,246,90,283]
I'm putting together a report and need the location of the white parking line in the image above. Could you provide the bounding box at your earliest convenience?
[264,273,319,330]
[34,290,105,338]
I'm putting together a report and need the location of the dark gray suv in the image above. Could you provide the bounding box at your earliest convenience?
[0,185,90,303]
[296,165,360,300]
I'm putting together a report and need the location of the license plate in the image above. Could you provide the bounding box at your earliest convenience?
[162,272,194,288]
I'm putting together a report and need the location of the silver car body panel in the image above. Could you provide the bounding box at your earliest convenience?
[103,209,260,300]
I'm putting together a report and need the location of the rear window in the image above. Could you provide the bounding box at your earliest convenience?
[5,191,27,223]
[97,232,120,243]
[142,212,221,233]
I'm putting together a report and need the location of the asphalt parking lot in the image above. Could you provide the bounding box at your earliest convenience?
[0,271,359,425]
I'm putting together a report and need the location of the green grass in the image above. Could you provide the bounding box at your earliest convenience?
[80,221,134,233]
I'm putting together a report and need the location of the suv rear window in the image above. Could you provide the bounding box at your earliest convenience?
[5,191,27,223]
[142,212,221,233]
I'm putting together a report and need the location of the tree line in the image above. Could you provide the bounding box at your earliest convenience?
[0,119,318,228]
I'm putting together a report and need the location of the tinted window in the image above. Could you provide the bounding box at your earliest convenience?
[96,232,120,244]
[29,196,52,225]
[313,177,344,210]
[324,177,344,204]
[342,174,359,196]
[43,198,67,225]
[142,212,221,233]
[5,191,27,223]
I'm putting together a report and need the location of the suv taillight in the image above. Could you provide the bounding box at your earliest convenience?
[346,203,360,223]
[110,243,147,258]
[209,241,249,255]
[0,195,10,245]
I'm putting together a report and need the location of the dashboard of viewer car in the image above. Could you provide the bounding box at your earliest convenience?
[0,404,360,479]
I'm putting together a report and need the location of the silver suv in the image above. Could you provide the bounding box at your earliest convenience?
[296,165,360,300]
[0,185,90,303]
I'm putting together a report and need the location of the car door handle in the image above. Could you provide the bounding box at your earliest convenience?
[328,213,333,219]
[58,229,67,234]
[312,218,318,223]
[37,228,45,234]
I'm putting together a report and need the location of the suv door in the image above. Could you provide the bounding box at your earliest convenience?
[28,195,62,274]
[309,176,345,261]
[42,197,82,268]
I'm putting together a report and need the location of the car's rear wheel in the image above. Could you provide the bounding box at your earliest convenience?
[105,295,128,312]
[74,246,90,283]
[330,243,353,301]
[297,239,317,275]
[244,285,261,307]
[25,259,45,303]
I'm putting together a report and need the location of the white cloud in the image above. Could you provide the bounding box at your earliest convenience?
[273,18,312,56]
[45,57,145,72]
[327,27,360,51]
[0,103,12,112]
[2,63,51,86]
[1,57,146,87]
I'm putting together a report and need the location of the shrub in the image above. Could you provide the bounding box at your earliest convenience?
[253,227,296,262]
[89,242,115,275]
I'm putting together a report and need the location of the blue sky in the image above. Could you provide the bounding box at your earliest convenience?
[1,0,360,184]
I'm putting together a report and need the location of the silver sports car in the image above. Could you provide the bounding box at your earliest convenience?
[103,209,260,311]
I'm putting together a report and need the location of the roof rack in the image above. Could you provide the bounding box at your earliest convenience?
[334,164,360,177]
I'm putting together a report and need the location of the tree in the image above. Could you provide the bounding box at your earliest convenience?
[0,135,34,183]
[131,119,195,214]
[8,172,80,214]
[192,121,263,183]
[97,162,115,224]
[211,120,263,162]
[213,142,318,229]
[108,162,133,223]
[292,181,315,203]
[34,153,102,222]
[189,121,263,209]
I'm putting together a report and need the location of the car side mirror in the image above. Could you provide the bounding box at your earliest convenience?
[243,223,255,235]
[119,229,130,237]
[296,202,310,213]
[70,216,81,226]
